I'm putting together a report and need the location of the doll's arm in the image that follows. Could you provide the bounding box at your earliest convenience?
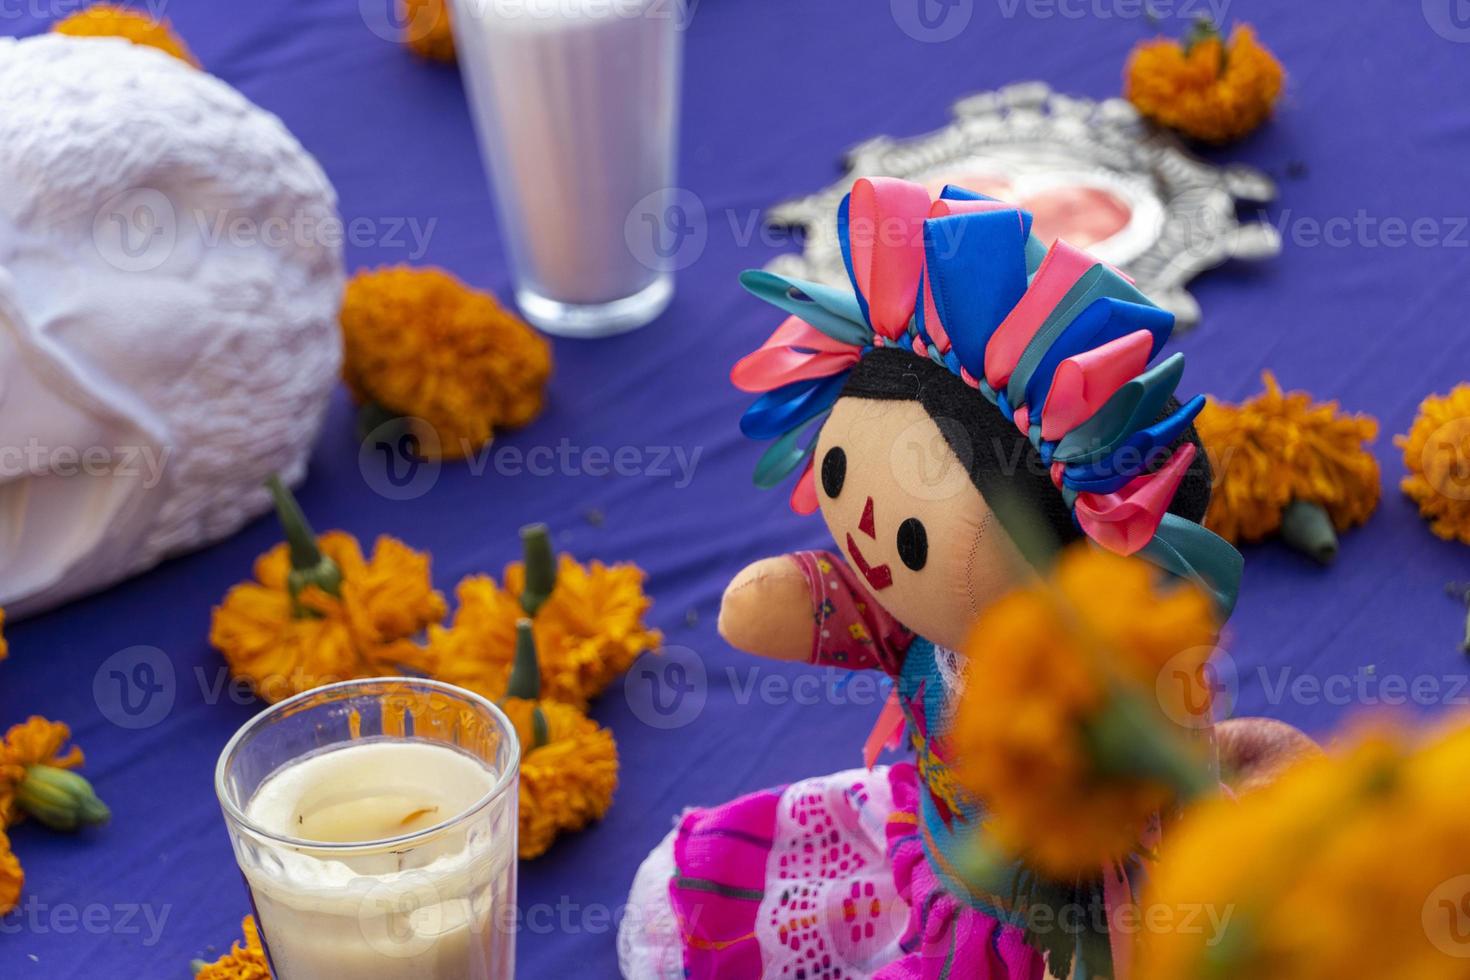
[719,550,913,672]
[718,556,815,662]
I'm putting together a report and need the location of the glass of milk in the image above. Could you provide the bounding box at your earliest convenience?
[450,0,685,337]
[215,678,521,979]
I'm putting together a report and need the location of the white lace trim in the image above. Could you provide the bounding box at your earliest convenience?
[618,771,914,980]
[932,642,969,700]
[754,768,906,979]
[618,823,686,980]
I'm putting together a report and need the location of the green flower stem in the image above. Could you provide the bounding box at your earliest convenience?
[955,837,1016,897]
[1084,688,1215,803]
[1280,499,1339,565]
[17,764,110,831]
[506,619,549,750]
[519,523,557,617]
[1184,14,1222,51]
[265,474,342,615]
[1183,14,1228,74]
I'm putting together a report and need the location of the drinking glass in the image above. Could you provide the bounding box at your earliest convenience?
[216,678,520,979]
[451,0,686,337]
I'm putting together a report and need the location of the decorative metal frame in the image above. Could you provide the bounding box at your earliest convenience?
[764,82,1281,331]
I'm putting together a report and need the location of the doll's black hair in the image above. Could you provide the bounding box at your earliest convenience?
[839,347,1212,548]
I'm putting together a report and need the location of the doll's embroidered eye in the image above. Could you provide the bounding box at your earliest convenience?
[896,518,927,571]
[821,446,846,498]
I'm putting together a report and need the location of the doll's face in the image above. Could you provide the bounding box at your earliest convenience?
[814,396,1027,651]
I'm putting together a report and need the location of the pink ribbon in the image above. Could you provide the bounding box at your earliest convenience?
[1070,443,1197,556]
[848,177,931,341]
[1039,329,1155,441]
[789,460,819,515]
[984,240,1095,388]
[863,689,907,769]
[1102,861,1135,980]
[731,314,862,393]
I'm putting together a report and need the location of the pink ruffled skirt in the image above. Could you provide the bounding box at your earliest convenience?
[618,763,1044,979]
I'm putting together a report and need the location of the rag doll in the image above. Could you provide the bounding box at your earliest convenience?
[618,178,1311,980]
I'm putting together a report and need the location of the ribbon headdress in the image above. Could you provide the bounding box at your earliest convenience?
[732,177,1242,615]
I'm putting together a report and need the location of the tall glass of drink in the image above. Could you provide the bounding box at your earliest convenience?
[451,0,686,337]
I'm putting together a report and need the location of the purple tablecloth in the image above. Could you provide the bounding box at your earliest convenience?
[3,0,1469,975]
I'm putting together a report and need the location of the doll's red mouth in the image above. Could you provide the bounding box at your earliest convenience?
[845,533,893,591]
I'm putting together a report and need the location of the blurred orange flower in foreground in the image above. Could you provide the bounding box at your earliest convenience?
[952,546,1219,877]
[1140,721,1470,979]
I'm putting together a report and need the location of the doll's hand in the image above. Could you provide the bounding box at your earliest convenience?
[718,556,815,662]
[720,551,914,671]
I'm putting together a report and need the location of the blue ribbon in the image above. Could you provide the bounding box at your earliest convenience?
[922,208,1031,381]
[1006,265,1159,409]
[1021,298,1174,416]
[740,373,850,440]
[1060,395,1206,494]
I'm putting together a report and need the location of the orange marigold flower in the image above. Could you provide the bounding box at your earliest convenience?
[1139,721,1470,980]
[1125,23,1283,143]
[1197,372,1380,560]
[195,916,272,980]
[0,828,21,916]
[1396,384,1470,545]
[52,3,200,67]
[0,717,85,826]
[210,531,445,704]
[430,557,661,709]
[503,697,619,859]
[952,546,1219,877]
[402,0,455,62]
[341,266,552,461]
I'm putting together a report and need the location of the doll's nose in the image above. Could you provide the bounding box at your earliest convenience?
[859,496,876,539]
